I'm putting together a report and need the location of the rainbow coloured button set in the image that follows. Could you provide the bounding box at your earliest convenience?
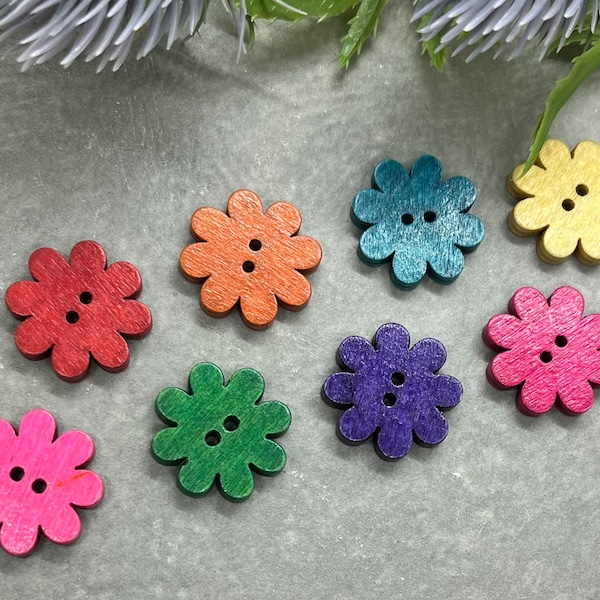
[2,139,600,556]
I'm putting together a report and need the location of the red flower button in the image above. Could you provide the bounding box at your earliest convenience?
[5,241,152,382]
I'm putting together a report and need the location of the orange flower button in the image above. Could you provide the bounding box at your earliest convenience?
[180,190,322,329]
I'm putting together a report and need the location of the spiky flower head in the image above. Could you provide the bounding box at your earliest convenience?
[413,0,600,61]
[0,0,248,71]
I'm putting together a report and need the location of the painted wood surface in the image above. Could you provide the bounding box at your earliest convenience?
[323,323,462,459]
[152,363,291,501]
[352,157,484,288]
[5,240,152,382]
[484,286,600,415]
[509,138,600,265]
[179,189,322,329]
[0,409,103,556]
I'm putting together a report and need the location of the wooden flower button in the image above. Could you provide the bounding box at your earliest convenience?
[352,157,484,288]
[509,139,600,264]
[152,363,291,501]
[323,323,462,459]
[179,189,322,329]
[5,241,152,382]
[0,409,103,556]
[484,286,600,415]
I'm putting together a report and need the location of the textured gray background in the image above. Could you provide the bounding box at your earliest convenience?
[1,2,599,598]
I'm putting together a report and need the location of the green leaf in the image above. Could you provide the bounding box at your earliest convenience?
[523,40,600,175]
[419,15,446,72]
[245,0,357,21]
[338,0,388,68]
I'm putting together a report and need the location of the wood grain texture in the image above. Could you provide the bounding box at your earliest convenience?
[509,138,600,265]
[0,409,103,557]
[179,189,322,329]
[351,157,484,289]
[152,362,292,501]
[322,323,462,459]
[5,240,152,382]
[484,286,600,416]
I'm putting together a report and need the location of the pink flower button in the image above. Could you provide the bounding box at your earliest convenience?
[484,286,600,415]
[0,409,103,556]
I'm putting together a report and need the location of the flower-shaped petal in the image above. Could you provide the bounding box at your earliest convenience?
[0,516,39,557]
[352,189,389,227]
[177,459,216,496]
[373,159,409,194]
[251,402,291,436]
[5,281,39,318]
[509,139,600,264]
[325,323,461,459]
[453,213,485,249]
[376,419,413,459]
[90,333,130,372]
[39,504,81,545]
[181,190,321,328]
[391,245,428,288]
[271,268,312,310]
[190,207,233,243]
[69,240,106,275]
[240,289,279,329]
[427,243,465,283]
[442,177,478,212]
[411,154,443,187]
[28,247,70,282]
[226,368,265,405]
[19,409,56,449]
[287,236,322,271]
[250,439,287,474]
[413,404,449,445]
[359,224,397,264]
[227,189,264,225]
[486,286,600,416]
[13,318,54,359]
[0,409,102,556]
[323,372,355,405]
[51,339,92,382]
[519,377,556,414]
[112,300,153,337]
[353,156,483,288]
[338,406,376,443]
[189,362,226,399]
[49,429,94,468]
[6,241,151,382]
[200,274,242,317]
[152,364,290,501]
[485,313,527,350]
[219,464,255,501]
[374,322,410,356]
[407,338,446,373]
[558,379,595,414]
[337,335,375,371]
[540,224,579,261]
[265,202,302,236]
[152,427,187,463]
[103,262,143,299]
[511,196,553,233]
[427,374,463,408]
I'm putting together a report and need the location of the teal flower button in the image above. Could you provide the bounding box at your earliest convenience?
[152,363,291,501]
[352,156,484,289]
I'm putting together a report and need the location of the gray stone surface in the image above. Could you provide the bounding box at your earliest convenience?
[0,2,599,598]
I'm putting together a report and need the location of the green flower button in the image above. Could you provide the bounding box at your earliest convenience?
[151,363,291,501]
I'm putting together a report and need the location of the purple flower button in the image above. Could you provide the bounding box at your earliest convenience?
[323,323,462,459]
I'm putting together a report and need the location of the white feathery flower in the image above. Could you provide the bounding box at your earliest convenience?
[412,0,599,61]
[0,0,248,71]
